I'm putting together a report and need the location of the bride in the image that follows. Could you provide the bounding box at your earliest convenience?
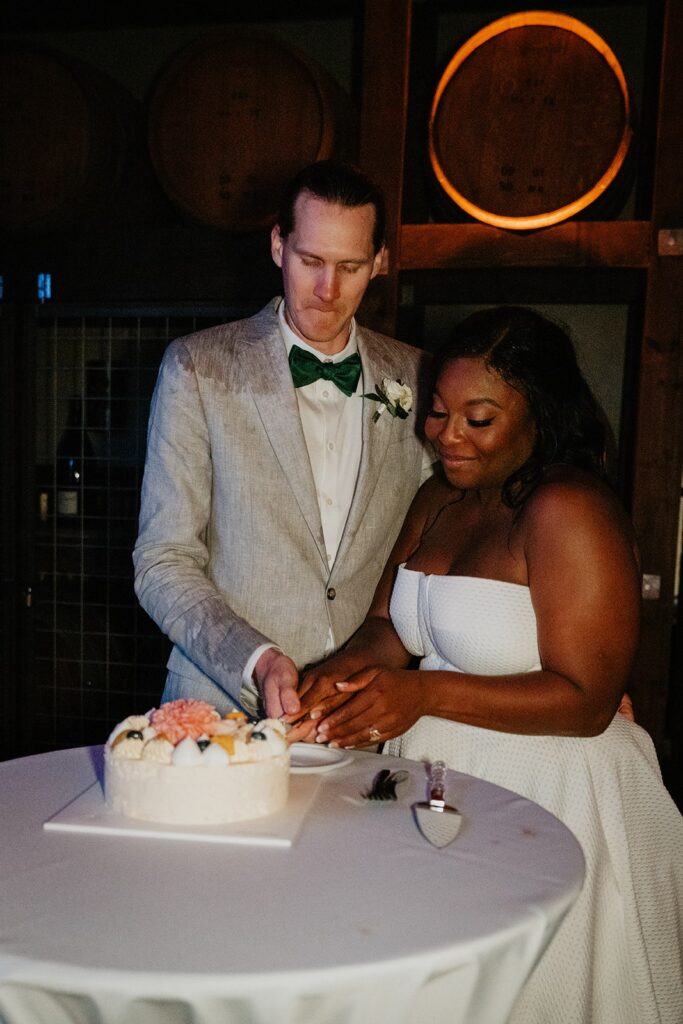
[287,306,683,1024]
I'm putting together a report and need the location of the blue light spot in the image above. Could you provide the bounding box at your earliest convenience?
[37,273,52,302]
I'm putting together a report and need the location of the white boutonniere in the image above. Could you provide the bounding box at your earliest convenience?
[363,377,413,423]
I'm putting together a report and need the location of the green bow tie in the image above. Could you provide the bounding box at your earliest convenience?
[288,346,362,397]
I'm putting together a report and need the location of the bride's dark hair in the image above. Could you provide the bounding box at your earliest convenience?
[433,306,608,508]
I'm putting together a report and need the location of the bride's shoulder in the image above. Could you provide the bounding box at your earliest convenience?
[520,469,640,586]
[530,464,618,503]
[522,466,634,540]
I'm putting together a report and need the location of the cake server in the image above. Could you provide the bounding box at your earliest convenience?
[412,760,462,848]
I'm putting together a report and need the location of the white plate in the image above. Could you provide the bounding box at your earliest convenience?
[289,743,353,774]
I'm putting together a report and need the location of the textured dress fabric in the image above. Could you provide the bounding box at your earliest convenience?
[385,565,683,1024]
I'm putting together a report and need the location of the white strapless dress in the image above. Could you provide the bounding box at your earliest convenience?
[385,565,683,1024]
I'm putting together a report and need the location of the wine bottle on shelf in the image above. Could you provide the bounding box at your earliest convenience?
[56,397,94,518]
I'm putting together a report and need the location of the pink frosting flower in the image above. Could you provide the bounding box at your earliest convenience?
[149,699,220,745]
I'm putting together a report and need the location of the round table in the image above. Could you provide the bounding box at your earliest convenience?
[0,746,584,1024]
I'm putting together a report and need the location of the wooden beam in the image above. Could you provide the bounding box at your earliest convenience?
[400,221,651,269]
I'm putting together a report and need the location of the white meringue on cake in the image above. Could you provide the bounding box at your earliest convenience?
[171,737,203,765]
[202,742,229,765]
[141,736,174,763]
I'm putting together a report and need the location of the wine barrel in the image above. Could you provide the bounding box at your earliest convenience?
[428,12,634,230]
[146,30,356,233]
[0,44,136,233]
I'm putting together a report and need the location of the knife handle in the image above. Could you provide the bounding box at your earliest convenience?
[430,759,447,800]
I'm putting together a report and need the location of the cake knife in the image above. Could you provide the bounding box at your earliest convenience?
[412,760,463,848]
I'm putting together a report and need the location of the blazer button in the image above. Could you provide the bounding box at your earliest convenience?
[326,587,336,600]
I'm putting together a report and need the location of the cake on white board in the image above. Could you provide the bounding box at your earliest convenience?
[104,699,290,825]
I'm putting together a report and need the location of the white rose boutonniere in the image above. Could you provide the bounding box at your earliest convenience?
[363,377,413,423]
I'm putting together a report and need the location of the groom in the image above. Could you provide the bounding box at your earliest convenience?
[133,160,432,720]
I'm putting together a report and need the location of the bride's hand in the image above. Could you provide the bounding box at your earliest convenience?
[314,668,421,749]
[282,651,375,725]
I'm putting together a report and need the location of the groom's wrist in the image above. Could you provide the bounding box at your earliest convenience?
[242,643,282,689]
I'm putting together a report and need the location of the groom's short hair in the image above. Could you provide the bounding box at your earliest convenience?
[276,159,386,254]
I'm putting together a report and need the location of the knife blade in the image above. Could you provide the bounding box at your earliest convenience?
[412,760,462,848]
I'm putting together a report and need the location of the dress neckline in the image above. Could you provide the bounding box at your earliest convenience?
[397,562,530,591]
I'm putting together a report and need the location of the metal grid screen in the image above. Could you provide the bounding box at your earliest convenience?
[32,312,225,751]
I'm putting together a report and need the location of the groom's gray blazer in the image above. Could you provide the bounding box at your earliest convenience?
[133,298,431,712]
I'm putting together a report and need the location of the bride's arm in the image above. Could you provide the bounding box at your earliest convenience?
[315,478,642,746]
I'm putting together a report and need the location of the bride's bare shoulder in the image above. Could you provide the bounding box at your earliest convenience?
[528,465,622,510]
[523,466,636,549]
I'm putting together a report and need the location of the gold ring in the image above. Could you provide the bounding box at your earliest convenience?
[369,727,382,743]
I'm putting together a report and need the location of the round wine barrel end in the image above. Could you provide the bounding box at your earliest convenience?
[146,30,356,233]
[0,45,134,233]
[428,12,634,230]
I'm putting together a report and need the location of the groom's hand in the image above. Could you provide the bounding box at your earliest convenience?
[254,649,301,719]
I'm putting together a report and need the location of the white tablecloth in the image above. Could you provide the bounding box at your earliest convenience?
[0,746,584,1024]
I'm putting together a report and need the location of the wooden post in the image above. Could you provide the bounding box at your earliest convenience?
[629,0,683,747]
[358,0,411,337]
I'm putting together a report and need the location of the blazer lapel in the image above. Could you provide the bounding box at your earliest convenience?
[334,332,395,567]
[235,304,327,568]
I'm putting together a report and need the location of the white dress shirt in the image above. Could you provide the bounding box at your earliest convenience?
[279,301,364,565]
